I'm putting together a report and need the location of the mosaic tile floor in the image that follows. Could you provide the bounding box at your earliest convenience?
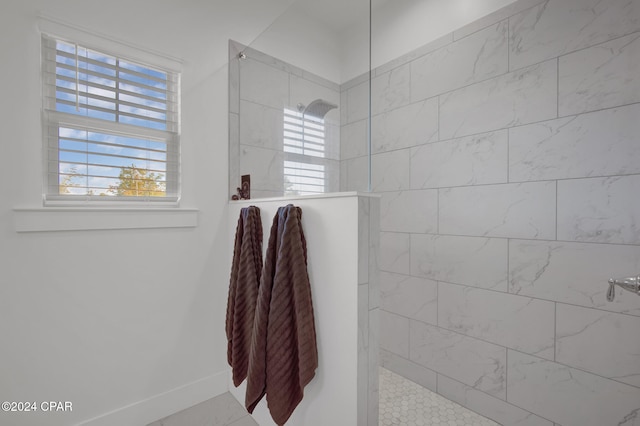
[379,368,499,426]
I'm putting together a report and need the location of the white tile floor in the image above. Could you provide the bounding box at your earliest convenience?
[150,368,500,425]
[379,368,499,426]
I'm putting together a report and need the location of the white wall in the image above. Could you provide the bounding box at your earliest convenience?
[227,195,361,426]
[0,1,292,425]
[249,7,344,84]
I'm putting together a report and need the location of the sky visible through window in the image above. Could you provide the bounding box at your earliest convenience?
[52,40,173,197]
[58,128,167,196]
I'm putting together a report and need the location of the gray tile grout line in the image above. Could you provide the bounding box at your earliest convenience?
[379,271,640,320]
[381,307,640,391]
[377,228,640,248]
[380,350,554,424]
[554,301,557,362]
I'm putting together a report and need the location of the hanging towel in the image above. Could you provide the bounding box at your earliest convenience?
[245,204,318,425]
[226,206,263,387]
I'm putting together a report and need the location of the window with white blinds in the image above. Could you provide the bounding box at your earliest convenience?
[41,35,180,204]
[283,108,327,195]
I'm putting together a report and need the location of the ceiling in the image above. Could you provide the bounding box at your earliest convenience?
[288,0,392,32]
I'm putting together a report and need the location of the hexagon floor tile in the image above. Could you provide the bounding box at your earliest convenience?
[379,367,499,426]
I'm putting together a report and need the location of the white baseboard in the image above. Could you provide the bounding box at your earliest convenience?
[75,370,229,426]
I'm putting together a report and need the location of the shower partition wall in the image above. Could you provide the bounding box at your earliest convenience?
[228,41,344,199]
[228,0,372,201]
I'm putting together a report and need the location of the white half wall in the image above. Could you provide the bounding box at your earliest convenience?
[228,193,379,426]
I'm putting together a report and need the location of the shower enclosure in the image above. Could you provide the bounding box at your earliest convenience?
[228,0,372,200]
[230,0,640,425]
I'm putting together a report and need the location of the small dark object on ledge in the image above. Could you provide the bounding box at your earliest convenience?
[232,175,251,200]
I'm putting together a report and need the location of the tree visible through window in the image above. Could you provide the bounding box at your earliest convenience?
[42,35,180,203]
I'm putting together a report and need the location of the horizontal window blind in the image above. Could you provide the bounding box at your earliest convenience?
[283,108,327,195]
[42,34,180,204]
[284,108,325,158]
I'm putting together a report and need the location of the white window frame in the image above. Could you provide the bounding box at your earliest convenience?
[40,26,181,207]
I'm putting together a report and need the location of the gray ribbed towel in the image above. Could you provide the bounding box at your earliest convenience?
[226,206,263,387]
[245,205,318,425]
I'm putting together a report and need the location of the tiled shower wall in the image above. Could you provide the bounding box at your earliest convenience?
[229,41,341,199]
[341,0,640,425]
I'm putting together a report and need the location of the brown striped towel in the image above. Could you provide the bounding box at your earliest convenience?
[245,204,318,425]
[226,206,263,387]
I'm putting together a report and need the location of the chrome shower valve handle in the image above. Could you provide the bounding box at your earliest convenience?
[606,275,640,302]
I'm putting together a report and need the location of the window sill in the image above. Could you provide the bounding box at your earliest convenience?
[13,207,198,233]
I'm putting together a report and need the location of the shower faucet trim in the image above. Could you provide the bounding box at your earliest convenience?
[606,275,640,302]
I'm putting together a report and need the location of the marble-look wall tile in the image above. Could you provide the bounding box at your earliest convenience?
[367,308,380,426]
[324,122,341,161]
[411,21,508,102]
[375,33,454,77]
[559,32,640,117]
[324,159,341,194]
[239,145,283,192]
[410,234,508,291]
[556,304,640,388]
[453,0,545,41]
[239,58,289,109]
[371,149,410,192]
[439,59,557,139]
[507,350,640,426]
[557,175,640,245]
[229,45,240,115]
[358,284,370,352]
[439,182,556,240]
[358,198,370,285]
[367,308,381,425]
[341,156,369,192]
[249,189,284,199]
[437,375,553,426]
[379,232,410,275]
[380,349,438,392]
[229,112,240,197]
[509,239,640,317]
[341,120,368,160]
[358,286,371,426]
[509,0,640,71]
[380,310,409,358]
[509,103,640,182]
[339,161,348,192]
[290,74,340,122]
[371,63,411,115]
[379,190,437,234]
[340,89,348,125]
[380,271,437,325]
[410,130,508,189]
[240,44,304,78]
[347,80,369,124]
[238,100,283,150]
[438,283,555,359]
[368,197,380,309]
[410,321,507,399]
[371,98,438,154]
